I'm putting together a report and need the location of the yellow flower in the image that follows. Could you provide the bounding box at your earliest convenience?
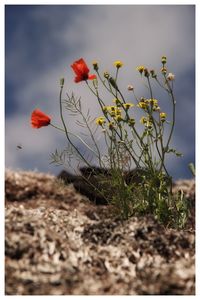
[115,108,122,115]
[123,103,134,110]
[115,115,123,122]
[102,106,109,113]
[140,116,147,124]
[96,117,106,126]
[128,118,135,126]
[110,111,116,117]
[106,106,122,117]
[148,98,158,105]
[137,100,148,110]
[160,112,167,122]
[146,121,153,129]
[109,105,116,111]
[148,98,159,111]
[114,60,123,68]
[136,66,145,74]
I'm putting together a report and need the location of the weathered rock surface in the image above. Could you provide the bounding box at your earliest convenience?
[5,170,195,295]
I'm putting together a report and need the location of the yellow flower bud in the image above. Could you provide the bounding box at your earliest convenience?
[160,112,167,122]
[161,56,167,64]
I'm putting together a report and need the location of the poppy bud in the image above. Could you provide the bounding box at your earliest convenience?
[60,78,65,87]
[109,77,119,90]
[104,71,110,79]
[92,61,99,71]
[144,68,150,78]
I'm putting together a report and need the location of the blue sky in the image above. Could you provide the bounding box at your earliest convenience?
[5,4,195,179]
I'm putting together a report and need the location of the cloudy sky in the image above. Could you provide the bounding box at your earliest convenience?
[5,4,195,179]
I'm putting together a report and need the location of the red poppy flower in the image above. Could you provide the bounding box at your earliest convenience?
[71,58,96,83]
[31,109,51,128]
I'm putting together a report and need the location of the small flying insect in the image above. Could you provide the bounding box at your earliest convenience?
[16,144,23,150]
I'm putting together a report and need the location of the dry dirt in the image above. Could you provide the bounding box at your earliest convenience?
[5,169,195,295]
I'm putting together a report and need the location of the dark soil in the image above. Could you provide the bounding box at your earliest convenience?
[5,169,195,295]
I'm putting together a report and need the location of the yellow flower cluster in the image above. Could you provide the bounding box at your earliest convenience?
[140,116,153,128]
[103,105,122,117]
[137,98,160,111]
[96,100,136,130]
[137,98,149,110]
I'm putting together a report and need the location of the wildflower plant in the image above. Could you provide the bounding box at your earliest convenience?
[31,56,189,228]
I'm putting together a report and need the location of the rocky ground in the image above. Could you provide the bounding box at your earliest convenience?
[5,169,195,295]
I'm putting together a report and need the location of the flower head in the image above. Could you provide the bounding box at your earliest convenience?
[128,118,135,126]
[123,103,134,110]
[114,115,123,122]
[96,117,106,126]
[114,60,123,68]
[167,72,175,81]
[71,58,96,83]
[160,112,167,122]
[31,109,51,128]
[148,98,159,111]
[140,116,147,124]
[137,98,149,110]
[136,66,145,74]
